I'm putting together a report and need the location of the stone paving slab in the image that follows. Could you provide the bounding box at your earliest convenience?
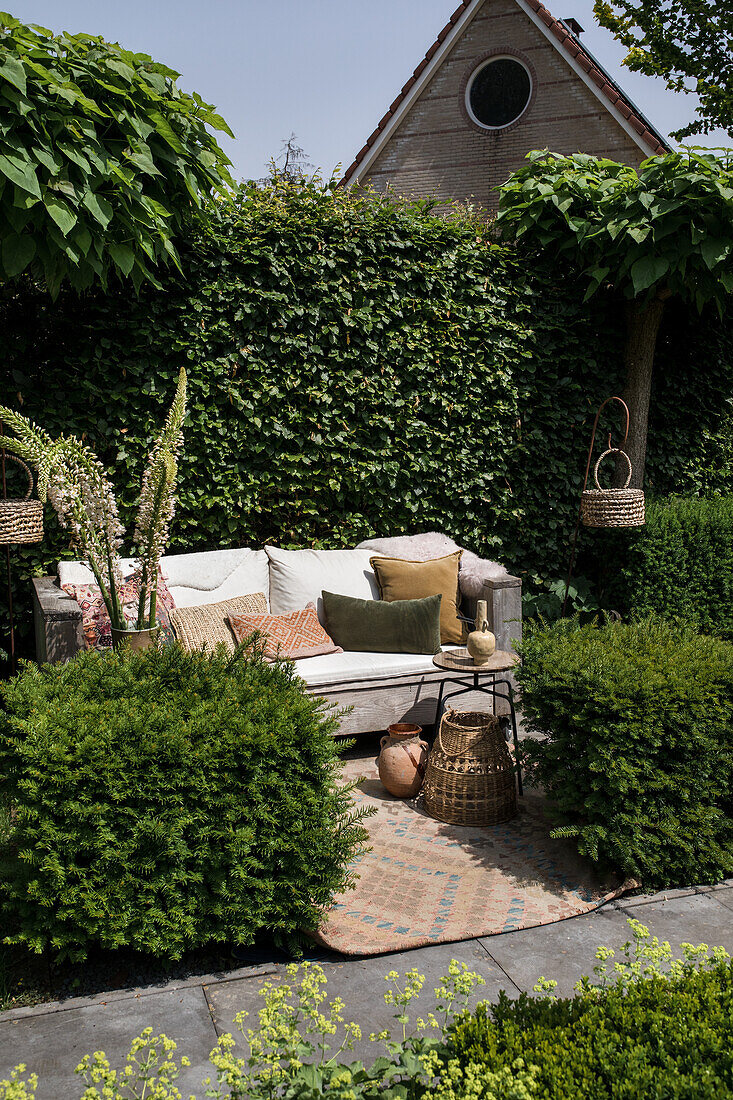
[611,892,733,953]
[478,904,630,998]
[614,887,698,907]
[0,963,279,1024]
[710,888,733,912]
[0,987,218,1099]
[205,938,518,1067]
[480,893,733,999]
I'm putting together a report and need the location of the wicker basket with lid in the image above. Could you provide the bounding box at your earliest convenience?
[423,709,518,826]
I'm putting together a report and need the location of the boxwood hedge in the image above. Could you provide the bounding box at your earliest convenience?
[0,643,369,961]
[516,616,733,888]
[449,960,733,1099]
[1,180,731,661]
[617,495,733,640]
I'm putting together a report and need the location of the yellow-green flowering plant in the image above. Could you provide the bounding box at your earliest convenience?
[0,1066,37,1100]
[203,958,485,1100]
[3,925,731,1100]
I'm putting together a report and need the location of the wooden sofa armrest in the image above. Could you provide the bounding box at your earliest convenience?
[32,576,84,664]
[483,574,522,655]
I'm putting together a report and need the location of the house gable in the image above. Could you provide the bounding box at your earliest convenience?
[343,0,669,208]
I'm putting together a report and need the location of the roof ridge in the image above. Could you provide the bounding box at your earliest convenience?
[341,0,669,185]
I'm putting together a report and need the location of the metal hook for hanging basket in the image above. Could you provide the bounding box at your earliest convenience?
[587,397,630,469]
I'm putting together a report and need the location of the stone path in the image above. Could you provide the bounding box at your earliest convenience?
[2,883,732,1098]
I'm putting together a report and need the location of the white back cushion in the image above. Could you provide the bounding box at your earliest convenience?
[162,548,270,608]
[59,548,270,609]
[58,558,137,587]
[266,546,379,621]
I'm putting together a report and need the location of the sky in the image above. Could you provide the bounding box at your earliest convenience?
[7,0,731,183]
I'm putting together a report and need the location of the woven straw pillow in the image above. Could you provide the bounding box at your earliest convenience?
[169,592,267,654]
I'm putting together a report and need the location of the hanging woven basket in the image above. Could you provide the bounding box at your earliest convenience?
[0,454,44,546]
[423,709,518,827]
[580,448,645,529]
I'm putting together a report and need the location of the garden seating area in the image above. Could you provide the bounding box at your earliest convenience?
[1,8,733,1097]
[32,533,522,735]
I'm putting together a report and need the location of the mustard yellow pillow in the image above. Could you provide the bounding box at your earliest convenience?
[370,551,464,645]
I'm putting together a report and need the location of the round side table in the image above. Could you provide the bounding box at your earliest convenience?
[432,648,522,794]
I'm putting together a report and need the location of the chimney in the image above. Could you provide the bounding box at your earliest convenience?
[562,17,584,34]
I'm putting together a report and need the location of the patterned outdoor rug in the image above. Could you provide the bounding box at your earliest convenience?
[312,756,629,956]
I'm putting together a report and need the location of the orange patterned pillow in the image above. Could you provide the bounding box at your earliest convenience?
[228,602,342,661]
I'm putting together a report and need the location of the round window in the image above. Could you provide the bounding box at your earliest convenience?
[466,57,532,129]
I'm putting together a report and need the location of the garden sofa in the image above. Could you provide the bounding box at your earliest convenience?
[31,532,521,736]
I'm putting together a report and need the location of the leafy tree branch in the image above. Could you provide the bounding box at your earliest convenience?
[593,0,733,139]
[0,12,234,295]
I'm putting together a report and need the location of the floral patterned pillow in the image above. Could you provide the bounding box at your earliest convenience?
[62,568,176,651]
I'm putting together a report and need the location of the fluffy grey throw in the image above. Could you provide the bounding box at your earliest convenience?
[355,531,508,600]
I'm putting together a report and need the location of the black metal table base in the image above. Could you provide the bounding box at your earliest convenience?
[434,672,523,796]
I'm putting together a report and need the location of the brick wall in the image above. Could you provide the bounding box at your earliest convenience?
[359,0,646,208]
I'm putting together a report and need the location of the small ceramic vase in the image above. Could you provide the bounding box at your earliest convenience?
[111,626,161,653]
[466,599,496,665]
[377,723,429,798]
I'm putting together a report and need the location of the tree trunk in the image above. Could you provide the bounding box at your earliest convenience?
[616,295,668,489]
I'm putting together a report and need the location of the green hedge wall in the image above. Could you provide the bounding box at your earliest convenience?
[616,496,733,640]
[1,181,732,661]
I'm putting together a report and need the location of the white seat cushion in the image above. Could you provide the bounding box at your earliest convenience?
[161,548,270,608]
[266,546,379,621]
[296,645,460,689]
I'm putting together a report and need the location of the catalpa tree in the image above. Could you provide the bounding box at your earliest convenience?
[0,12,233,295]
[497,148,733,486]
[594,0,733,140]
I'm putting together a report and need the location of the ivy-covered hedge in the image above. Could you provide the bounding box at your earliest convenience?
[1,181,731,661]
[616,495,733,640]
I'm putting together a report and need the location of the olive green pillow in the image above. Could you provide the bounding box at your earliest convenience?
[322,591,442,654]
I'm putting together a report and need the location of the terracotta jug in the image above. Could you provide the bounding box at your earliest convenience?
[377,723,428,798]
[466,599,496,665]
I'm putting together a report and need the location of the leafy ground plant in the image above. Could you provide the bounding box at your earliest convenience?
[522,575,599,623]
[2,921,730,1099]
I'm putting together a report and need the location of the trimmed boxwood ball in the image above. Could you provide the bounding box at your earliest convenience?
[516,616,733,889]
[0,644,369,961]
